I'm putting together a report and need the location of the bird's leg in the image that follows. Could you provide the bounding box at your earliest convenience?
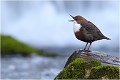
[83,42,88,51]
[87,42,92,51]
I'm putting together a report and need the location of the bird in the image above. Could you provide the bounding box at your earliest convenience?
[69,15,110,51]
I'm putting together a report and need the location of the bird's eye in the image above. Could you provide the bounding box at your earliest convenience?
[75,19,78,20]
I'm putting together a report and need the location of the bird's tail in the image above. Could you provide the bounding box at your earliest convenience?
[104,36,111,40]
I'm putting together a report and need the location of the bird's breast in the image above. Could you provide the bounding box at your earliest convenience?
[74,27,91,42]
[74,30,89,42]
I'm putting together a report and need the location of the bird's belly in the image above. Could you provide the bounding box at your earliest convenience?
[74,31,93,42]
[75,32,85,41]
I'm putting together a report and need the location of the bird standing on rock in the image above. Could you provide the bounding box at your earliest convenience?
[69,15,110,51]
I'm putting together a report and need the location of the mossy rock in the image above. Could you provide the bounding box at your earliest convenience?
[64,50,100,68]
[55,58,119,79]
[1,34,58,57]
[64,50,82,67]
[55,58,101,79]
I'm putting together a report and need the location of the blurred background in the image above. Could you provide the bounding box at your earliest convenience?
[1,0,119,79]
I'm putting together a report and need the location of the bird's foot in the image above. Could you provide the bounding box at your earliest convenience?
[82,50,91,52]
[86,50,91,52]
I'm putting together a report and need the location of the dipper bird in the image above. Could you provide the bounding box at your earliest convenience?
[69,15,110,51]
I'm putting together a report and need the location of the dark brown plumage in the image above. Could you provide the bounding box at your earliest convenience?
[70,15,110,51]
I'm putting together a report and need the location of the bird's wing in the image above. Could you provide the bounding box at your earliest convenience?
[81,21,105,40]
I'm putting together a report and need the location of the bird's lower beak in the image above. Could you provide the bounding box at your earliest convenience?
[68,20,74,22]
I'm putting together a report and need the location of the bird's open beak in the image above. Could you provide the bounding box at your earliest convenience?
[69,14,74,22]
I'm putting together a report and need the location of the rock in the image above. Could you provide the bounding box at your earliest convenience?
[64,50,120,67]
[55,50,120,79]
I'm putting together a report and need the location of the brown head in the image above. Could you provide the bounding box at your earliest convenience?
[69,15,87,24]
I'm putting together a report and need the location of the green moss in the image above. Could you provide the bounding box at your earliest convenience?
[55,58,86,79]
[55,58,101,79]
[86,60,101,69]
[1,34,58,57]
[88,65,120,79]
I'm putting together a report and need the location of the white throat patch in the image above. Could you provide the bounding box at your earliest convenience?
[73,21,82,33]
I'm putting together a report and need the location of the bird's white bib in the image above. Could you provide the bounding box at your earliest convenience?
[73,21,82,33]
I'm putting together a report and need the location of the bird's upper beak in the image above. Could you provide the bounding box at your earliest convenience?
[69,15,74,18]
[69,14,74,22]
